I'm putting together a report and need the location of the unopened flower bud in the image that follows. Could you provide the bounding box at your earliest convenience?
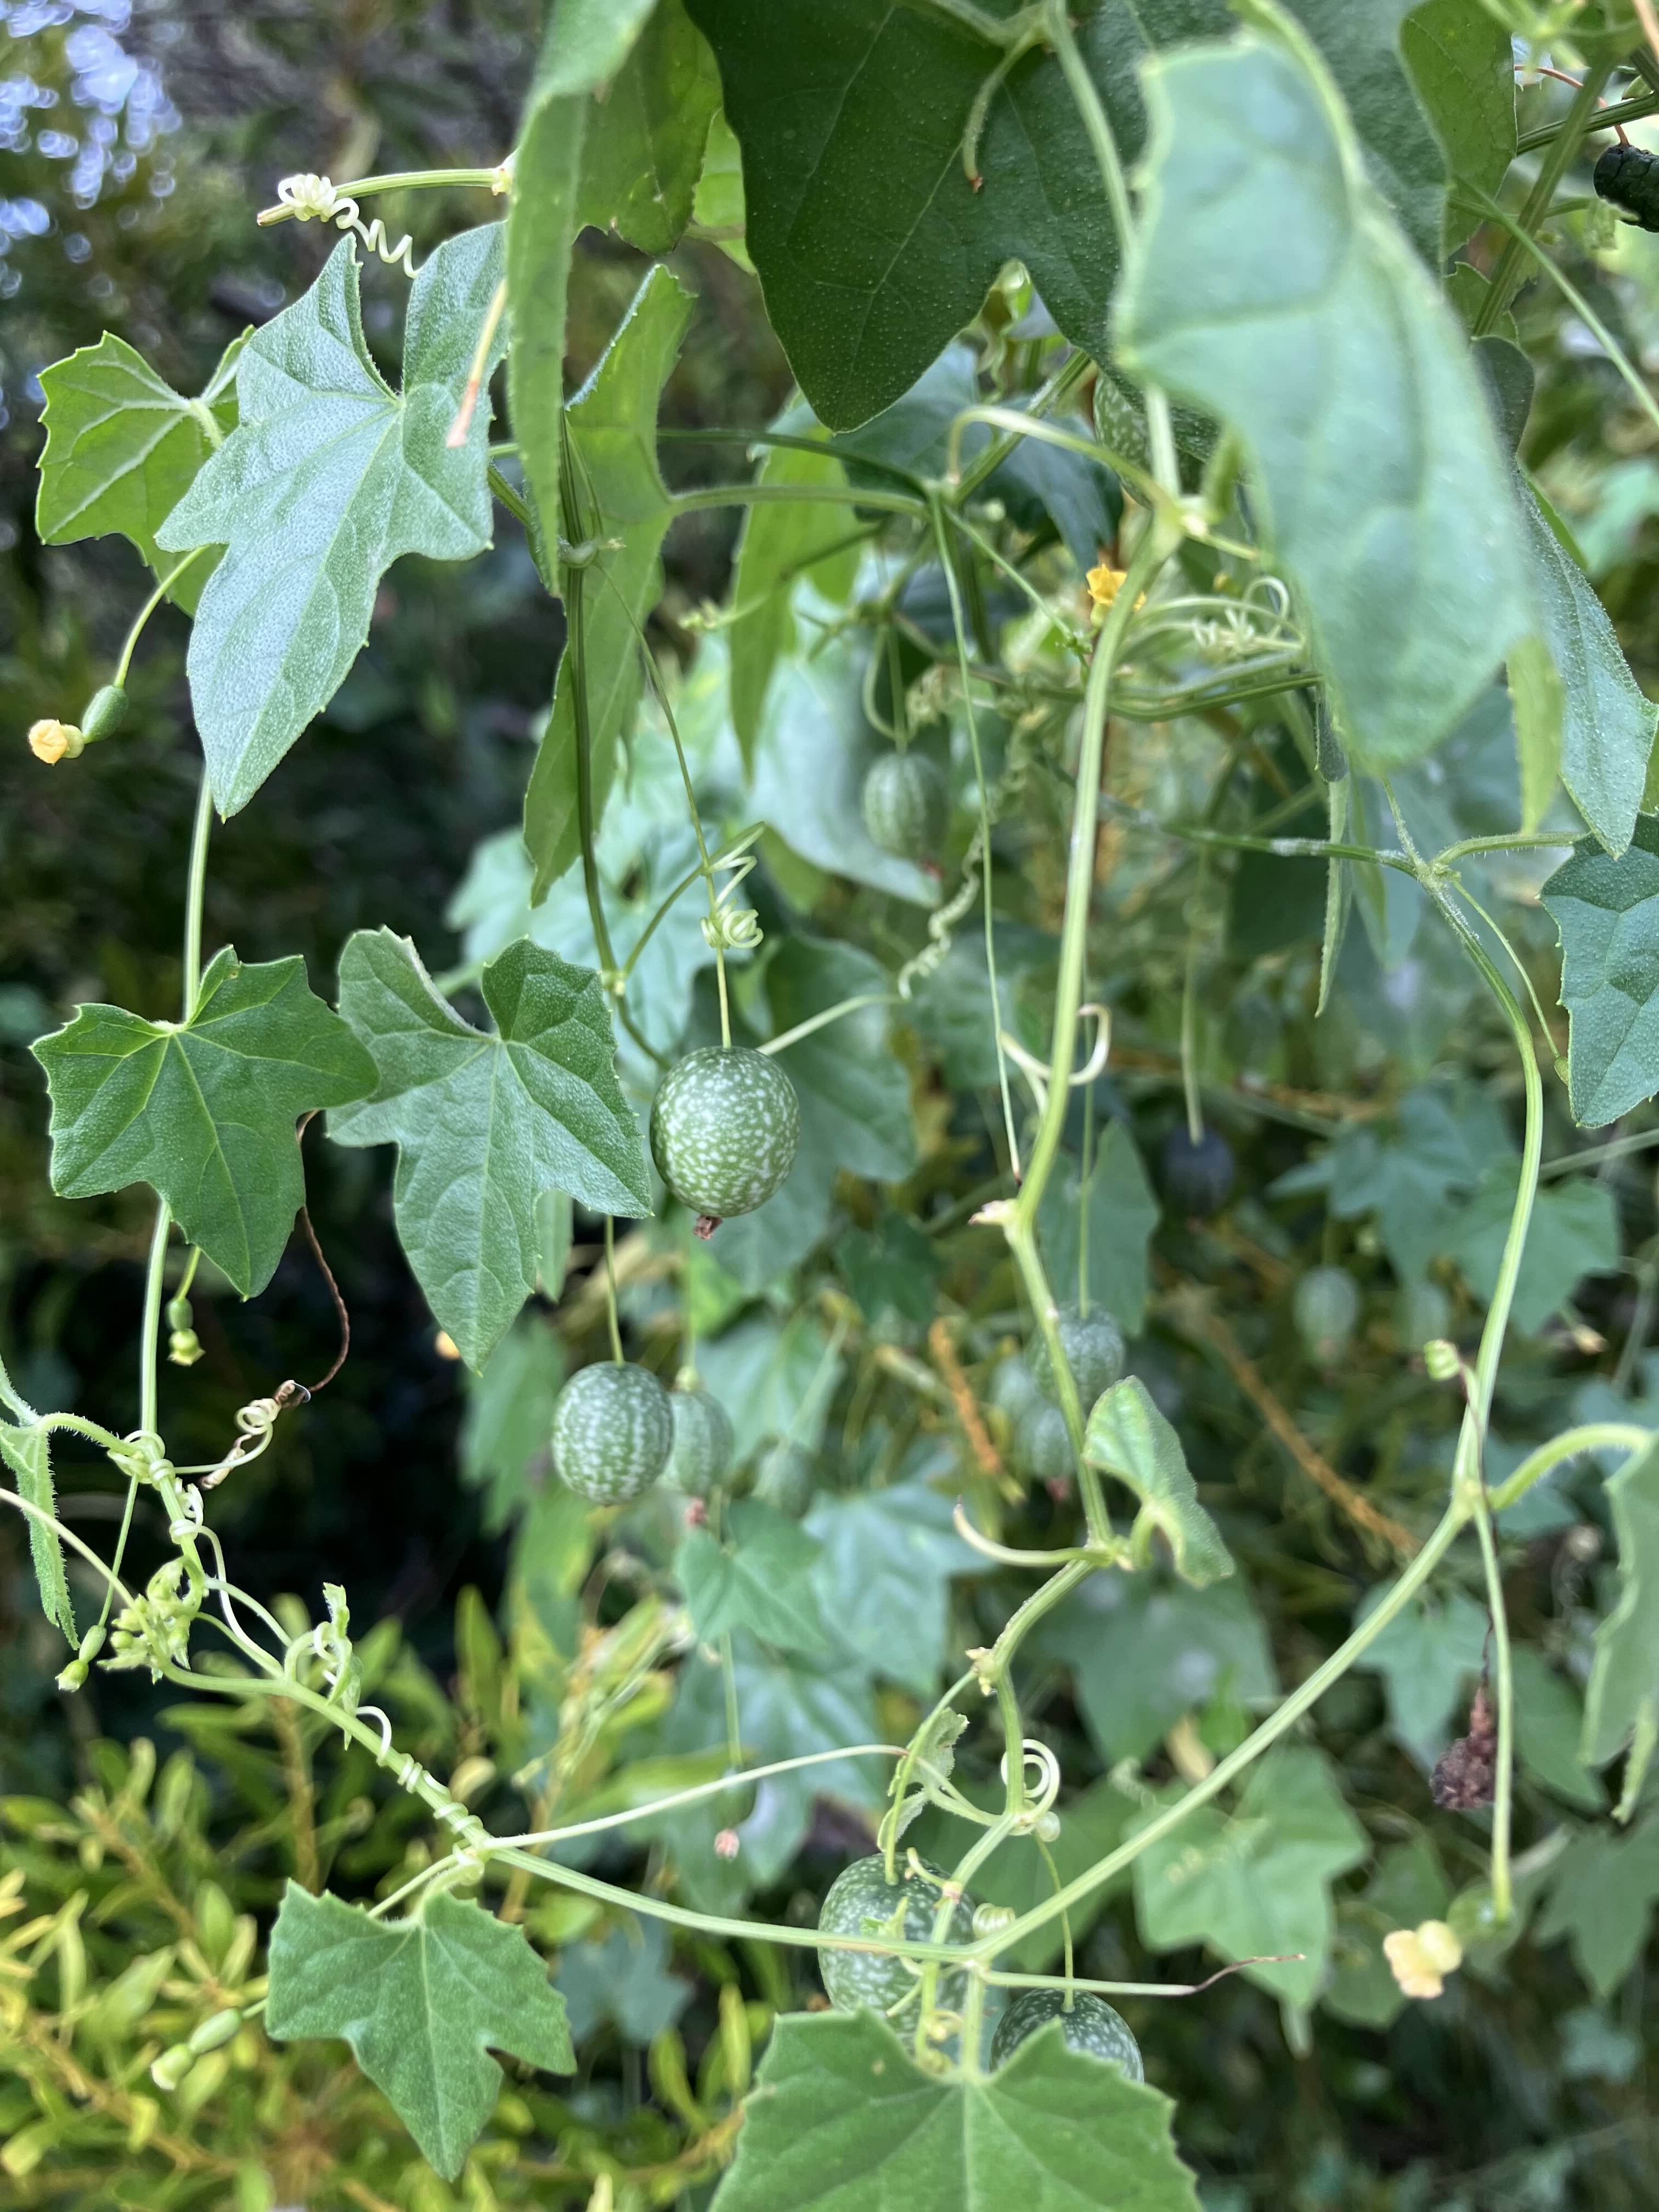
[1383,1918,1462,2000]
[150,2044,195,2091]
[187,2007,243,2056]
[29,718,84,764]
[80,684,129,741]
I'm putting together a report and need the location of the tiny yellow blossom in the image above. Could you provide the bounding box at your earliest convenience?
[1383,1918,1463,2000]
[29,718,84,765]
[433,1329,461,1361]
[1086,562,1129,608]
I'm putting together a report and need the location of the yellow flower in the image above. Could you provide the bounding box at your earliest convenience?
[1383,1918,1463,2000]
[28,718,84,765]
[1086,562,1129,608]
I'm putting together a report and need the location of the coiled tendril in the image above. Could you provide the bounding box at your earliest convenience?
[269,173,419,276]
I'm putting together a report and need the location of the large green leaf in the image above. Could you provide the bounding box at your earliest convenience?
[696,1310,845,1467]
[676,1497,830,1656]
[1542,822,1659,1127]
[685,0,1450,428]
[33,947,375,1298]
[1521,482,1656,855]
[0,1421,75,1642]
[710,2011,1200,2212]
[460,1314,566,1533]
[1581,1434,1659,1789]
[746,623,939,906]
[524,265,694,898]
[1353,1584,1488,1764]
[1083,1378,1233,1587]
[329,930,651,1369]
[1446,1169,1620,1332]
[804,1473,984,1695]
[1510,1645,1605,1813]
[727,439,858,763]
[507,17,588,565]
[1535,1819,1659,1999]
[266,1883,573,2182]
[1401,0,1514,249]
[534,0,661,95]
[1132,1746,1368,2010]
[1036,1126,1161,1334]
[682,0,1129,427]
[1118,34,1527,768]
[157,228,506,814]
[575,0,720,253]
[35,330,241,612]
[1033,1570,1276,1765]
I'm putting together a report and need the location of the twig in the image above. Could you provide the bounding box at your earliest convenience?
[1158,1269,1420,1559]
[928,1317,1008,1483]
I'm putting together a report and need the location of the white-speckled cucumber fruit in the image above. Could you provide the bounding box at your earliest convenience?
[551,1362,673,1503]
[989,1988,1144,2077]
[861,751,950,859]
[650,1045,800,1234]
[817,1854,975,2017]
[663,1386,735,1498]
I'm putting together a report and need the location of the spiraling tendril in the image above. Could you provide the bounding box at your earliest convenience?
[268,173,420,276]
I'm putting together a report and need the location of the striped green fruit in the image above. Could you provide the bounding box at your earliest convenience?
[817,1854,975,2017]
[1028,1306,1125,1409]
[551,1362,673,1503]
[663,1386,735,1498]
[861,751,949,859]
[650,1046,800,1227]
[989,1989,1143,2078]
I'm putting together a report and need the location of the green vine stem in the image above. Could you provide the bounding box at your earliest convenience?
[112,550,208,688]
[1486,1422,1652,1514]
[1469,1493,1515,1922]
[1471,60,1613,336]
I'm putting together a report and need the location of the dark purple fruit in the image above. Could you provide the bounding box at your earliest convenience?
[1162,1125,1234,1216]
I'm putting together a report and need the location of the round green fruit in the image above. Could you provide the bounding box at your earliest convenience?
[817,1854,975,2017]
[1161,1125,1234,1217]
[1016,1401,1072,1482]
[551,1362,673,1503]
[650,1046,800,1230]
[754,1440,815,1519]
[662,1387,735,1498]
[1293,1266,1362,1363]
[989,1355,1041,1426]
[989,1989,1143,2079]
[861,751,950,859]
[1028,1306,1125,1410]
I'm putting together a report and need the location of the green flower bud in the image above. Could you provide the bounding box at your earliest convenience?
[80,684,129,741]
[151,2044,195,2091]
[187,2007,243,2056]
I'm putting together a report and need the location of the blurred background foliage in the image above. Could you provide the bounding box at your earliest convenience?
[1,5,1658,2207]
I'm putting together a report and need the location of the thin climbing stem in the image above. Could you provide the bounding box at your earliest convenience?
[1469,1495,1514,1924]
[603,1218,624,1365]
[1471,61,1614,336]
[112,551,208,689]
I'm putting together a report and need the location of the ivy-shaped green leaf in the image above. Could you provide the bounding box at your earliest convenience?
[710,2010,1200,2212]
[1400,0,1515,251]
[1132,1746,1367,2012]
[1118,33,1527,768]
[1084,1377,1234,1588]
[0,1421,75,1641]
[524,264,695,896]
[727,438,857,763]
[1036,1125,1161,1335]
[576,0,721,253]
[266,1883,573,2182]
[534,0,661,96]
[676,1497,829,1656]
[156,225,507,815]
[329,929,651,1369]
[1520,481,1657,855]
[1542,821,1659,1127]
[461,1314,566,1533]
[1534,1819,1659,1998]
[804,1474,984,1696]
[1581,1433,1659,1801]
[35,330,242,612]
[32,947,376,1298]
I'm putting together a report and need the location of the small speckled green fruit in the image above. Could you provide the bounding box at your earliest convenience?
[861,751,950,859]
[818,1854,975,2017]
[650,1046,800,1233]
[1015,1401,1071,1482]
[1294,1266,1362,1363]
[753,1440,816,1518]
[1028,1306,1125,1409]
[990,1989,1143,2078]
[663,1387,735,1498]
[551,1363,673,1503]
